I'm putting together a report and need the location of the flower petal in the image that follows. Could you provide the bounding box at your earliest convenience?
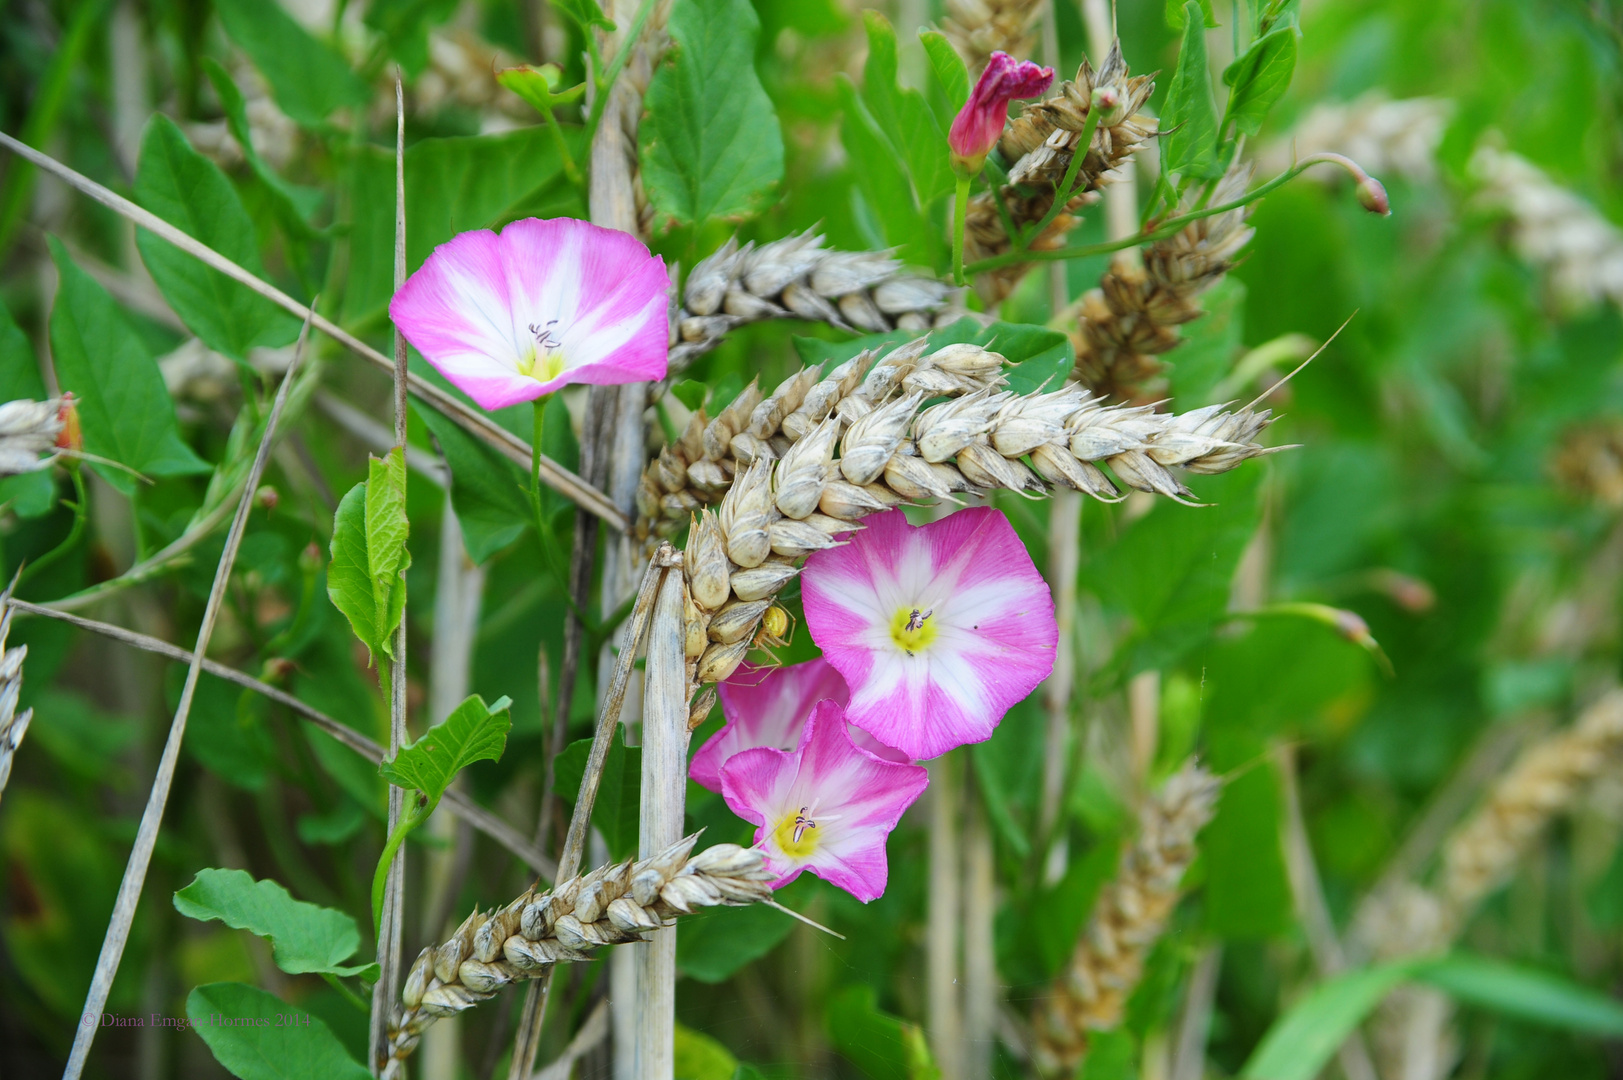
[690,659,851,791]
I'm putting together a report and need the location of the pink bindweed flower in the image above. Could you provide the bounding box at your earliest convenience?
[389,217,670,411]
[721,699,928,901]
[949,52,1054,174]
[690,659,909,793]
[800,507,1057,760]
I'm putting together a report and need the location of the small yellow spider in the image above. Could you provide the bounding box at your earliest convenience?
[741,604,796,673]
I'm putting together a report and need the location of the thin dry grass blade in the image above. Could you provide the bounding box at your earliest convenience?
[62,310,316,1080]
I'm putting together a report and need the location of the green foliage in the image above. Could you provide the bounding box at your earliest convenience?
[554,727,640,860]
[186,982,370,1080]
[46,239,210,494]
[1222,28,1297,137]
[415,403,531,563]
[0,300,53,514]
[1162,7,1221,180]
[919,30,969,114]
[678,895,795,983]
[212,0,370,127]
[364,0,461,76]
[327,449,411,664]
[201,60,325,230]
[858,12,954,206]
[173,869,377,979]
[826,985,941,1080]
[134,115,302,362]
[793,316,1073,386]
[639,0,785,227]
[1202,763,1293,939]
[379,693,513,809]
[673,1022,743,1079]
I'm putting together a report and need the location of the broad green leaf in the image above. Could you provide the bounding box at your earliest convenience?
[134,115,301,362]
[554,727,641,860]
[213,0,370,127]
[673,1022,740,1080]
[364,0,460,76]
[328,482,381,659]
[379,693,513,808]
[172,669,275,792]
[861,12,954,205]
[1078,1030,1136,1080]
[678,899,794,983]
[201,60,325,230]
[1413,954,1623,1037]
[46,239,210,495]
[639,0,785,226]
[826,985,941,1080]
[343,128,583,327]
[1202,761,1293,938]
[1168,278,1245,406]
[552,0,615,32]
[838,78,935,266]
[1162,6,1221,180]
[919,30,969,113]
[1223,27,1297,137]
[1241,964,1412,1080]
[173,869,377,979]
[669,379,709,413]
[365,449,411,662]
[0,300,54,515]
[416,403,531,564]
[187,982,371,1080]
[1166,0,1218,29]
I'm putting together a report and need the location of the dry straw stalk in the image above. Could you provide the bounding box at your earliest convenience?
[0,577,31,806]
[381,835,775,1080]
[1034,760,1221,1075]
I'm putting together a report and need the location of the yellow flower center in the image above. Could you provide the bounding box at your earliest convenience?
[519,321,567,383]
[772,807,819,858]
[889,606,938,655]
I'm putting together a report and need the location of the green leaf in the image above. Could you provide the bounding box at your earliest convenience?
[554,727,641,860]
[327,484,380,659]
[673,1023,741,1080]
[343,128,584,327]
[46,239,210,495]
[186,982,371,1080]
[552,0,615,32]
[363,0,460,76]
[678,900,794,983]
[1202,761,1293,938]
[133,115,301,362]
[415,403,531,564]
[201,60,325,231]
[1222,27,1296,136]
[826,985,941,1080]
[496,64,587,113]
[919,30,970,113]
[1161,6,1221,180]
[1166,0,1218,29]
[1167,278,1245,406]
[0,300,46,400]
[173,869,377,979]
[1413,954,1623,1037]
[1241,964,1412,1080]
[838,79,935,266]
[364,449,411,662]
[669,379,709,413]
[639,0,785,226]
[379,693,513,809]
[860,12,954,205]
[213,0,370,127]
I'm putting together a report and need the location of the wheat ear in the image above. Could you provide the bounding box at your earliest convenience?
[0,398,65,476]
[0,576,32,806]
[380,835,774,1079]
[1033,760,1221,1075]
[639,339,1285,681]
[966,43,1157,301]
[1260,92,1453,187]
[668,231,966,374]
[1067,164,1257,399]
[942,0,1046,72]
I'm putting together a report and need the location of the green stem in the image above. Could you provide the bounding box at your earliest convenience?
[20,466,88,585]
[372,797,428,935]
[952,172,972,286]
[528,398,591,625]
[1019,107,1103,250]
[963,155,1335,276]
[538,101,583,186]
[320,972,369,1012]
[582,0,658,149]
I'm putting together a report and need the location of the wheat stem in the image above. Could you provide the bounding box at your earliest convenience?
[62,310,315,1080]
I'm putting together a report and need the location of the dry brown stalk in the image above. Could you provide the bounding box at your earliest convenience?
[668,231,964,374]
[1438,689,1623,925]
[1033,760,1221,1076]
[638,339,1284,678]
[1067,165,1257,399]
[0,577,32,806]
[1552,420,1623,508]
[966,44,1157,302]
[942,0,1046,71]
[0,398,65,476]
[380,835,775,1080]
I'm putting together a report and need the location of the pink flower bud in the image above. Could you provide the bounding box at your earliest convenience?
[1356,175,1391,216]
[948,52,1054,174]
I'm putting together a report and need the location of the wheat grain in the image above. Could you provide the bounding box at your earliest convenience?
[1066,165,1256,399]
[667,231,967,375]
[942,0,1046,72]
[1552,421,1623,508]
[0,576,32,806]
[966,43,1157,301]
[380,835,774,1080]
[1033,760,1221,1074]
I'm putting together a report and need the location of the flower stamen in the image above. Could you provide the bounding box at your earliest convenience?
[890,606,939,655]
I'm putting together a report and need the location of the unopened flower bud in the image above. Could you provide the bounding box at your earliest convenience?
[55,393,82,453]
[1356,175,1391,216]
[1091,85,1127,127]
[300,541,322,573]
[260,657,297,683]
[254,484,279,512]
[948,52,1054,175]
